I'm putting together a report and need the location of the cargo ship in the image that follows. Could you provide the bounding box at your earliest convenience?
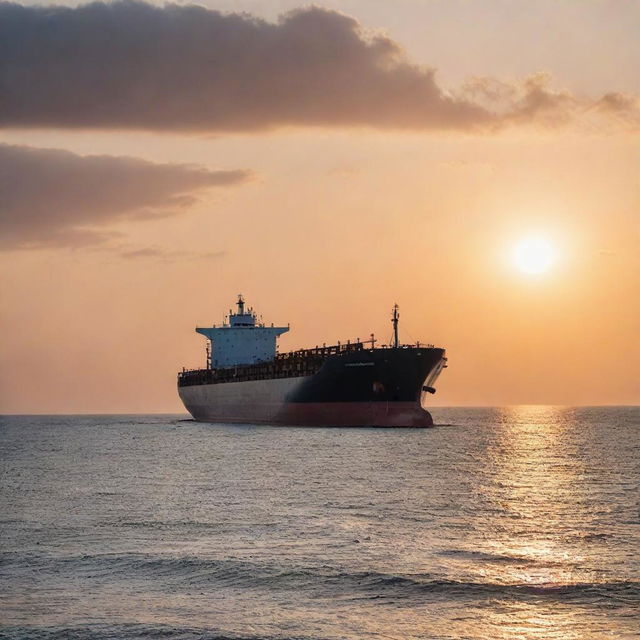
[178,295,447,427]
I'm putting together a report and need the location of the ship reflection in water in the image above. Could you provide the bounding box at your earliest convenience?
[0,407,638,639]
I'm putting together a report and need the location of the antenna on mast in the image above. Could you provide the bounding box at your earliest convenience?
[392,304,400,348]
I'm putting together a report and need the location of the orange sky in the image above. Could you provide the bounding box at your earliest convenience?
[1,0,638,412]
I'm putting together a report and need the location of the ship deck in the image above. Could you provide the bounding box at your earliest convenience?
[178,340,436,387]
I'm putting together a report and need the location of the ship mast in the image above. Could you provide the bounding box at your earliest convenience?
[392,304,400,348]
[237,294,245,315]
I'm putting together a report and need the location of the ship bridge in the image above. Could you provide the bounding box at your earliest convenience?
[196,295,289,368]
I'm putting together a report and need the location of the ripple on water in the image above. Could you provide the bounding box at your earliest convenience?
[0,407,638,640]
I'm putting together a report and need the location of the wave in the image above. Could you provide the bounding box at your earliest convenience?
[436,548,569,567]
[0,623,321,640]
[106,519,246,530]
[2,552,638,604]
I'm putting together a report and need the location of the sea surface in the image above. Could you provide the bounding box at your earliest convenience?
[0,407,638,640]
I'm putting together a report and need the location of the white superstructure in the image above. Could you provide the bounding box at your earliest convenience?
[196,295,289,368]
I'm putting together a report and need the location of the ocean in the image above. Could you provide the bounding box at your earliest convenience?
[1,407,638,640]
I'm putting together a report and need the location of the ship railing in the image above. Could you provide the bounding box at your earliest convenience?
[280,340,436,354]
[276,340,366,360]
[376,343,435,349]
[177,341,440,386]
[178,357,326,386]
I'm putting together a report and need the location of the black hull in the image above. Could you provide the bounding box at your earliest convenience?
[288,347,444,403]
[178,347,446,427]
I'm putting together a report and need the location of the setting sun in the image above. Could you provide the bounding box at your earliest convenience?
[1,2,639,640]
[513,236,555,275]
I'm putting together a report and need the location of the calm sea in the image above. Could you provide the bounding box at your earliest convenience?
[1,407,638,640]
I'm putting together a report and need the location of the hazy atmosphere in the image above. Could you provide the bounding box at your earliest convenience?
[1,0,638,412]
[2,5,639,640]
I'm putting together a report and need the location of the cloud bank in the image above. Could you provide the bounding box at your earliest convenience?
[0,1,636,133]
[0,1,553,132]
[0,144,251,249]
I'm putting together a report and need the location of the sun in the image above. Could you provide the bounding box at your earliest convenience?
[512,236,555,274]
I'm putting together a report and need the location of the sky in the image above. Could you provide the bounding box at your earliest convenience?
[0,0,638,412]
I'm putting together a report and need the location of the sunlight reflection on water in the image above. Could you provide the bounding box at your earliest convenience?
[0,407,638,640]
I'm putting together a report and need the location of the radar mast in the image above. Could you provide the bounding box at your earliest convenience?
[392,304,400,348]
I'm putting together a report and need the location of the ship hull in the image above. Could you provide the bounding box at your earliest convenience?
[179,347,445,428]
[179,381,433,427]
[179,376,306,424]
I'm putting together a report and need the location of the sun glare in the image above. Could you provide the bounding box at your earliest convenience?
[513,236,555,275]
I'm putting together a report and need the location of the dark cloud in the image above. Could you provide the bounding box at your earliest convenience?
[0,0,491,131]
[0,1,635,133]
[0,143,251,249]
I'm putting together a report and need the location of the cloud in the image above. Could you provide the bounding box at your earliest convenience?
[118,246,226,262]
[459,72,640,131]
[0,1,636,133]
[0,143,251,249]
[591,92,640,129]
[0,0,490,131]
[459,73,576,126]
